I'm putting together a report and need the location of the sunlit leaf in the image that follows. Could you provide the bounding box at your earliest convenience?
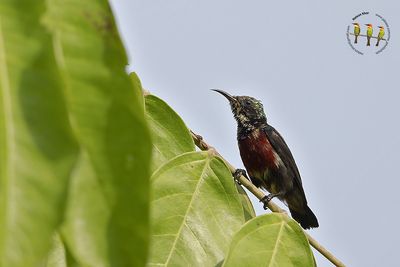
[223,213,316,267]
[145,95,195,173]
[148,151,245,266]
[145,93,255,222]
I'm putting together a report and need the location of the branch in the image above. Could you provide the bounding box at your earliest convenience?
[348,32,387,41]
[190,130,346,267]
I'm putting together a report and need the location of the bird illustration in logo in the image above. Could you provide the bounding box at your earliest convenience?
[365,24,373,46]
[352,23,360,43]
[376,26,385,46]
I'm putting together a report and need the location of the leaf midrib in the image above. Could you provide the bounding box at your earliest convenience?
[267,221,285,267]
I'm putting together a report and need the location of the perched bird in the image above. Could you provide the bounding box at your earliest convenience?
[365,24,373,46]
[353,23,361,43]
[376,26,385,46]
[213,89,319,229]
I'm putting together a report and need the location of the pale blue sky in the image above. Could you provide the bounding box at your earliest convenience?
[110,1,399,266]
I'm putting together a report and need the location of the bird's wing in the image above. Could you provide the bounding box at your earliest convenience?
[263,124,307,201]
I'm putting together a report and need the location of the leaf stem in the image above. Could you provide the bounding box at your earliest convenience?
[190,130,346,267]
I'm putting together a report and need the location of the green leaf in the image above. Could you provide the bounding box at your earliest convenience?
[45,234,67,267]
[149,151,246,267]
[145,95,195,173]
[0,2,79,266]
[44,1,152,266]
[130,72,145,110]
[222,213,316,267]
[46,238,80,267]
[61,152,110,267]
[235,184,256,221]
[145,93,255,221]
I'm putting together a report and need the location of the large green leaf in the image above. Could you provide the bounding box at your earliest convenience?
[44,1,152,266]
[148,151,245,267]
[145,94,195,173]
[0,2,79,266]
[145,94,255,221]
[222,213,316,267]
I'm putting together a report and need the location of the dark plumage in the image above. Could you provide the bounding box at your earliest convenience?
[213,89,318,229]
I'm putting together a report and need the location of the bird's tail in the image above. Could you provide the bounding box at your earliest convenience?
[354,35,358,44]
[367,37,371,46]
[376,39,380,46]
[289,205,319,229]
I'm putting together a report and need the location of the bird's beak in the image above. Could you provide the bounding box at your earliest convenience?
[211,89,237,103]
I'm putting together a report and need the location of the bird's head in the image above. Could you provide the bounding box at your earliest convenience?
[352,23,360,27]
[365,24,373,28]
[212,89,267,129]
[378,26,385,30]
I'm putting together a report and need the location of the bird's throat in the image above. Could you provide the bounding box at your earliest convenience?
[237,120,267,140]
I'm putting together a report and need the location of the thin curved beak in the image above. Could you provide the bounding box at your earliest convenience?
[211,89,236,103]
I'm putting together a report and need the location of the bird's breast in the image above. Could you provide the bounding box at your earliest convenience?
[238,128,280,179]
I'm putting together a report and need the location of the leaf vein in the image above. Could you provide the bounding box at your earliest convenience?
[163,158,209,266]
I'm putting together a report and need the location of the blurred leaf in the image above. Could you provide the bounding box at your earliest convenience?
[145,95,195,173]
[61,152,110,267]
[0,1,79,266]
[45,234,67,267]
[222,213,316,267]
[148,151,245,266]
[44,0,152,266]
[129,72,145,109]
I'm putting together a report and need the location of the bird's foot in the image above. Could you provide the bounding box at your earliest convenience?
[260,195,271,210]
[260,194,276,210]
[233,169,248,185]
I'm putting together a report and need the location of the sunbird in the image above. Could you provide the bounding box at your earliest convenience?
[353,23,360,43]
[376,26,385,46]
[213,90,319,229]
[365,24,373,46]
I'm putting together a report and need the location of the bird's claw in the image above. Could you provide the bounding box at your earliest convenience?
[260,194,274,210]
[233,169,248,185]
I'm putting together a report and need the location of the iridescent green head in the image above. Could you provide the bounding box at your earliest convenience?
[212,89,267,131]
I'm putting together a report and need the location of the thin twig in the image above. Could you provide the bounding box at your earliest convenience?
[348,32,387,41]
[190,130,346,267]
